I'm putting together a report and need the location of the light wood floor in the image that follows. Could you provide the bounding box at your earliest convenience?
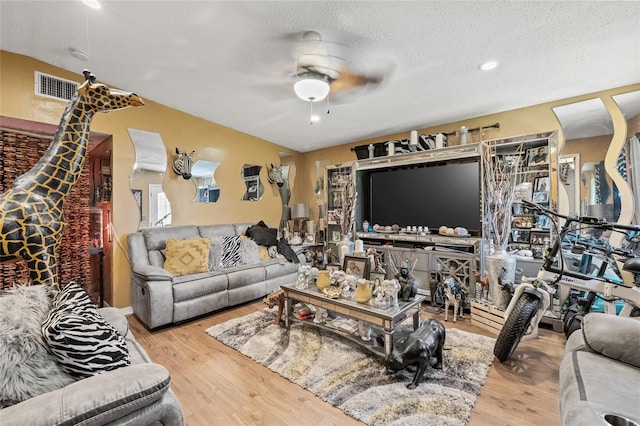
[127,301,565,426]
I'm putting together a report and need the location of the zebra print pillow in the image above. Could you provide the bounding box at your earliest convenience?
[42,282,130,378]
[220,235,242,268]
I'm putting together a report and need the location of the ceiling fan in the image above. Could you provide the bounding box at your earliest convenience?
[286,31,390,104]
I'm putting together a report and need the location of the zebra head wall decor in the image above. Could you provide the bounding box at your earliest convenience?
[173,148,195,180]
[267,163,284,187]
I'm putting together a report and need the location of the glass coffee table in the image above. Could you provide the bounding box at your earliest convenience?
[281,283,425,361]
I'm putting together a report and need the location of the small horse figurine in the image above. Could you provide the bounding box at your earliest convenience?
[443,277,467,322]
[473,270,490,301]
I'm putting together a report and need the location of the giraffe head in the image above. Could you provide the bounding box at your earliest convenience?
[76,73,144,113]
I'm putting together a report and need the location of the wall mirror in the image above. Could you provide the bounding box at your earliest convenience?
[559,154,580,216]
[315,159,331,203]
[191,160,221,203]
[127,128,171,228]
[241,164,263,201]
[553,99,615,221]
[612,90,640,225]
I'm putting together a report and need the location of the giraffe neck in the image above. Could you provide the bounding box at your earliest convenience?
[13,95,94,205]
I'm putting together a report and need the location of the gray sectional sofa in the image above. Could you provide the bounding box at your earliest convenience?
[558,313,640,426]
[127,223,303,329]
[2,307,183,426]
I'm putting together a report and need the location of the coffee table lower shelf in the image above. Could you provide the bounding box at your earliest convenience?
[289,316,387,358]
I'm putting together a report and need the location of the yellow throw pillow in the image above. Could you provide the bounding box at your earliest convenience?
[164,237,210,276]
[258,246,271,260]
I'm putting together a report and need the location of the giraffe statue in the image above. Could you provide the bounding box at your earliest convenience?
[0,70,144,296]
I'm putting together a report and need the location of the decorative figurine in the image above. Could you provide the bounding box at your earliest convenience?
[380,279,401,308]
[443,277,467,323]
[296,264,312,289]
[394,260,417,301]
[473,270,490,301]
[263,288,285,325]
[0,70,143,296]
[324,247,338,265]
[384,318,446,389]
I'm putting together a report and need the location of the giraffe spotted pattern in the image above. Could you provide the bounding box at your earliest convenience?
[0,71,143,296]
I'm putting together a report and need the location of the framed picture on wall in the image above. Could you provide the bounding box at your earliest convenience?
[511,229,531,243]
[531,245,545,259]
[532,191,549,203]
[530,231,550,245]
[534,176,550,193]
[525,146,549,167]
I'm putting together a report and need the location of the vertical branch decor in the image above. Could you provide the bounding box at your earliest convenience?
[482,144,523,249]
[338,171,355,237]
[482,142,524,309]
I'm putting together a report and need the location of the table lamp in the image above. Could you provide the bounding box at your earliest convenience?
[291,203,310,236]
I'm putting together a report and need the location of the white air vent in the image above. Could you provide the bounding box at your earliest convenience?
[34,71,78,101]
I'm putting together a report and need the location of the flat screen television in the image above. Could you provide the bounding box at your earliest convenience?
[362,160,481,234]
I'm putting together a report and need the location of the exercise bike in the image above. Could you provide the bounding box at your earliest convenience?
[493,200,640,362]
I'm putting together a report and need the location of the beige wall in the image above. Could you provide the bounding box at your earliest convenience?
[0,51,301,307]
[2,50,639,308]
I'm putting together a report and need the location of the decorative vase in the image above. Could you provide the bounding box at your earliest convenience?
[336,234,354,266]
[316,270,331,291]
[354,279,372,303]
[486,247,517,310]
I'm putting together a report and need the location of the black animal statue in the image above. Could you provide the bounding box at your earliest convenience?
[384,318,446,389]
[395,261,417,301]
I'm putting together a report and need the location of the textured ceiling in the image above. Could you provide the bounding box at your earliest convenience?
[1,1,639,152]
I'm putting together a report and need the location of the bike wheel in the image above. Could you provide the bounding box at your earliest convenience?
[493,293,540,362]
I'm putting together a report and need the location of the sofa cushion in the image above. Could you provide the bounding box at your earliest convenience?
[42,282,131,378]
[198,224,236,239]
[240,236,261,264]
[148,249,165,268]
[0,285,74,407]
[264,258,299,279]
[220,235,243,268]
[164,238,211,277]
[164,237,210,276]
[225,264,266,290]
[559,347,640,426]
[142,225,200,251]
[172,272,228,302]
[580,313,640,368]
[1,363,173,426]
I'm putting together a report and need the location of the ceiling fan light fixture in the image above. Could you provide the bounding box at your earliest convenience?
[294,74,330,102]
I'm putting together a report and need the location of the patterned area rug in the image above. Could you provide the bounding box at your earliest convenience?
[206,309,495,426]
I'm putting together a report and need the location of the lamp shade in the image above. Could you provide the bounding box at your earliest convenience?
[291,203,310,220]
[294,75,330,102]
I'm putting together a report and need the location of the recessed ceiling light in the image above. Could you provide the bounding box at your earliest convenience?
[82,0,101,9]
[478,60,498,71]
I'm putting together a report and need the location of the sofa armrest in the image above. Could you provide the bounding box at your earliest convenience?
[580,313,640,368]
[132,264,173,281]
[1,364,171,426]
